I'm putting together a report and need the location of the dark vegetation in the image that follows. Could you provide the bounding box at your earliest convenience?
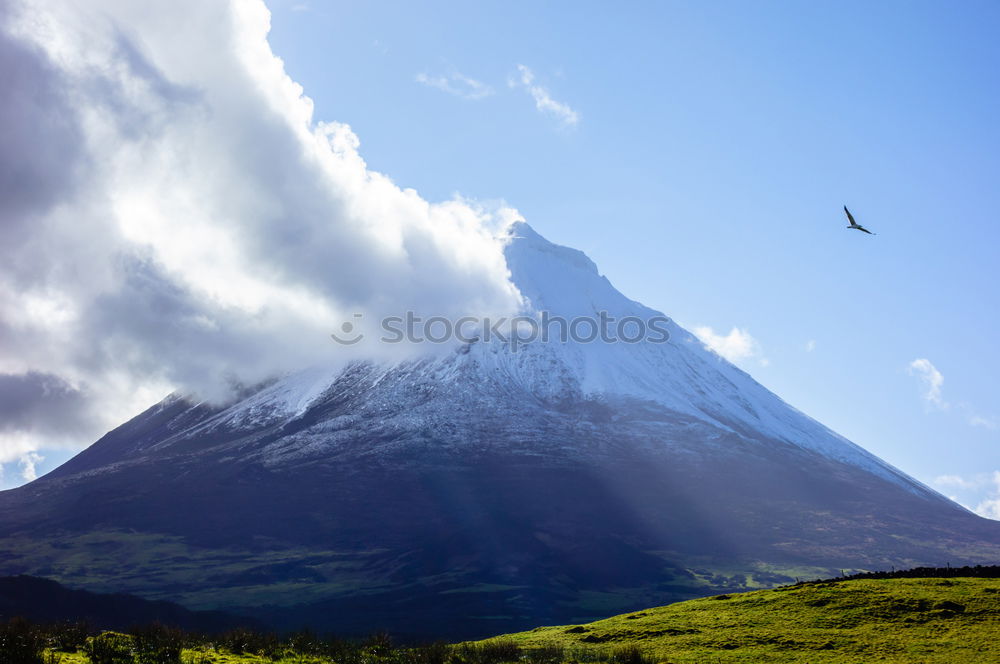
[788,564,1000,584]
[0,577,255,634]
[0,568,997,663]
[0,618,50,664]
[0,619,654,664]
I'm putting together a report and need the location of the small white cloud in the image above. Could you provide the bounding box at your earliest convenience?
[974,471,1000,520]
[18,451,43,482]
[416,71,493,100]
[908,358,946,408]
[694,326,765,365]
[805,339,816,352]
[511,65,579,127]
[969,415,998,430]
[932,472,1000,521]
[934,474,979,490]
[977,497,1000,520]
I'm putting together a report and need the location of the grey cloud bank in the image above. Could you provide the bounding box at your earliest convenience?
[0,0,523,475]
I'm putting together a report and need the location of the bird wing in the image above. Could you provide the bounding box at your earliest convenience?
[843,206,857,226]
[859,227,874,235]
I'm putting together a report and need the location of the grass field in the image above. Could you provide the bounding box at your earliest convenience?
[486,577,1000,663]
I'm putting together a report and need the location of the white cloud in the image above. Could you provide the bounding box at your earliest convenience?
[934,474,979,490]
[969,415,998,430]
[932,472,1000,520]
[693,326,765,365]
[977,498,1000,520]
[908,358,946,408]
[18,451,42,482]
[511,65,579,127]
[805,339,816,352]
[416,71,493,100]
[974,471,1000,520]
[906,361,994,426]
[0,0,524,472]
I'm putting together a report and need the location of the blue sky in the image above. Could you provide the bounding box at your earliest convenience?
[263,0,1000,512]
[3,0,998,516]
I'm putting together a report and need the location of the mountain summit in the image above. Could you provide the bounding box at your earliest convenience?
[0,223,997,638]
[504,222,928,487]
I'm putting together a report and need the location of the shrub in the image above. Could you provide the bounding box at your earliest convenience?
[363,631,395,658]
[47,622,90,653]
[524,644,564,664]
[286,629,322,656]
[217,628,254,654]
[410,641,450,664]
[129,624,184,664]
[83,632,135,664]
[453,639,521,664]
[0,617,46,664]
[217,627,280,658]
[609,645,654,664]
[315,636,362,664]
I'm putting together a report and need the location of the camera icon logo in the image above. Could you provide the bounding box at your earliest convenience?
[330,313,364,345]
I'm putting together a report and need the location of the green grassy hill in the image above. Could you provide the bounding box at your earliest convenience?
[486,577,1000,663]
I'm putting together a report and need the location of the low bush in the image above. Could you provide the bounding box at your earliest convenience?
[609,644,654,664]
[524,644,565,664]
[46,622,90,653]
[216,627,281,658]
[0,617,46,664]
[83,632,135,664]
[410,640,449,664]
[451,639,522,664]
[130,623,184,664]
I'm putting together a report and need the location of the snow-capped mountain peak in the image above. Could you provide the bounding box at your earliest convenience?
[504,221,651,320]
[192,221,933,497]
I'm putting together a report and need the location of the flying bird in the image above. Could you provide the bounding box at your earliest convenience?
[843,206,875,235]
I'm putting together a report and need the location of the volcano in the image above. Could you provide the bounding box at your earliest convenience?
[1,222,997,638]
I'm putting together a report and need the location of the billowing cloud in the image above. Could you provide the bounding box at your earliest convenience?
[908,358,946,408]
[0,0,523,473]
[693,326,765,365]
[511,65,579,127]
[416,71,493,100]
[0,372,96,439]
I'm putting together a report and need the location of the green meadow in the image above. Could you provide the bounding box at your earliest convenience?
[485,577,1000,663]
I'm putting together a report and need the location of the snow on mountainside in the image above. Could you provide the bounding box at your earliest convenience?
[502,222,930,493]
[200,221,932,497]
